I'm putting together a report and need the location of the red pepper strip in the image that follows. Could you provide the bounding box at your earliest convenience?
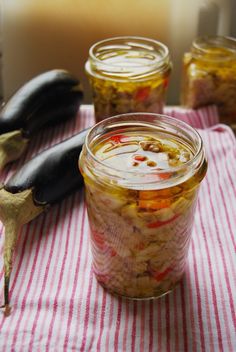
[163,78,169,89]
[91,229,104,248]
[135,87,150,102]
[134,155,147,162]
[152,266,172,281]
[110,248,117,257]
[110,134,126,144]
[103,243,117,257]
[147,213,180,228]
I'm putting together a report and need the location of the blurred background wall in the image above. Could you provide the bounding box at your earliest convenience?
[0,0,234,104]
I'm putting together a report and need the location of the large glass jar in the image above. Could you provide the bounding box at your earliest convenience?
[85,37,172,122]
[79,113,207,299]
[181,36,236,128]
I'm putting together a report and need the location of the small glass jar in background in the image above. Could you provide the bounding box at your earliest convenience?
[79,113,207,299]
[181,36,236,127]
[85,37,172,122]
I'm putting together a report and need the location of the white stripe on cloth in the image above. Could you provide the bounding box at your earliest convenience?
[0,105,235,352]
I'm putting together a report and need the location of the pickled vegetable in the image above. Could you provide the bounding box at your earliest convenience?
[181,39,236,126]
[88,72,169,122]
[80,130,207,298]
[86,37,171,122]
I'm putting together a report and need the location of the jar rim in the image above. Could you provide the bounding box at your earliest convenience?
[83,113,205,189]
[88,36,170,70]
[192,36,236,61]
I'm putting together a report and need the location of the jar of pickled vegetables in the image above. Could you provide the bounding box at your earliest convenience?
[181,36,236,127]
[79,113,207,299]
[85,36,172,122]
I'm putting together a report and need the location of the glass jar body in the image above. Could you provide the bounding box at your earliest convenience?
[181,36,236,127]
[79,113,207,299]
[85,37,172,122]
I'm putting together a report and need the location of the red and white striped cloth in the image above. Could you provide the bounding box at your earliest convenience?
[0,105,235,351]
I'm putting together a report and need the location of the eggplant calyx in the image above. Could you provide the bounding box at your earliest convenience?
[0,188,45,315]
[0,130,29,170]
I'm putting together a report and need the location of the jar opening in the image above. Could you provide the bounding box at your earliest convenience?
[86,36,170,81]
[83,113,205,190]
[192,36,236,61]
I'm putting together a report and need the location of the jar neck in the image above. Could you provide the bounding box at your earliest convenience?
[86,36,171,81]
[191,36,236,62]
[82,113,206,190]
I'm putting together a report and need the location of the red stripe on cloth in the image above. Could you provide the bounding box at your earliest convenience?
[45,195,76,350]
[86,282,100,351]
[7,219,45,348]
[203,178,236,341]
[140,301,146,352]
[198,201,224,350]
[204,156,236,328]
[180,281,189,352]
[96,290,107,351]
[105,295,115,352]
[190,236,206,351]
[63,199,87,349]
[208,132,236,253]
[192,224,215,350]
[121,300,130,351]
[27,205,63,350]
[173,291,180,351]
[131,301,137,352]
[157,300,163,351]
[79,267,94,351]
[165,295,171,352]
[50,193,84,349]
[148,300,153,352]
[199,175,234,350]
[8,218,46,350]
[114,297,122,352]
[218,134,236,199]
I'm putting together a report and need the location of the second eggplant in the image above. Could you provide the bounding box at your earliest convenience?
[0,69,83,169]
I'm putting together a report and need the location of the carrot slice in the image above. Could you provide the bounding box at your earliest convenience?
[139,198,171,210]
[158,172,172,180]
[139,190,160,200]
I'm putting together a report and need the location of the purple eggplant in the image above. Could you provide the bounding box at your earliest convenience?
[0,128,89,315]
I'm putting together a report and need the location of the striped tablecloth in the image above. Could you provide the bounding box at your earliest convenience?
[0,105,235,351]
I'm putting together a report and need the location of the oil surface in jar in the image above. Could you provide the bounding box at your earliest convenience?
[93,131,193,172]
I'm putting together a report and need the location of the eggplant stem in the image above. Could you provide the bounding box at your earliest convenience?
[0,275,11,317]
[4,275,10,306]
[0,188,44,314]
[0,130,29,169]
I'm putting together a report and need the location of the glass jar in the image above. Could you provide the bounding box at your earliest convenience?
[79,113,207,299]
[85,36,172,122]
[181,36,236,127]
